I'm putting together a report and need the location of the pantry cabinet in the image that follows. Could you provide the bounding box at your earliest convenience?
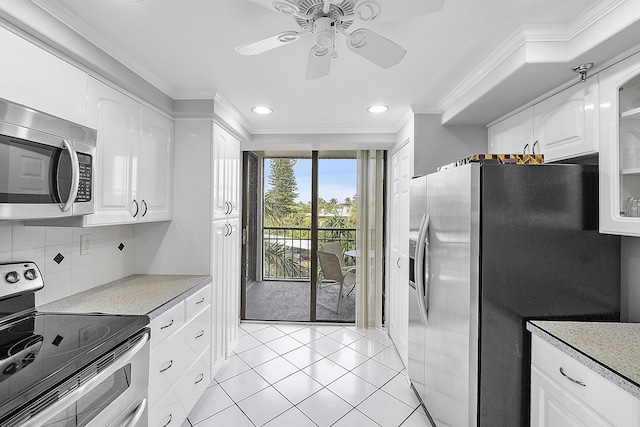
[83,78,173,226]
[211,217,240,376]
[212,123,240,220]
[530,335,639,426]
[488,79,598,162]
[599,50,640,237]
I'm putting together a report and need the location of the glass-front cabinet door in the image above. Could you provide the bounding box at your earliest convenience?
[600,50,640,237]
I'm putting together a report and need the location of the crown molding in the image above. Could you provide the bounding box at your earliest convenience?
[438,0,625,115]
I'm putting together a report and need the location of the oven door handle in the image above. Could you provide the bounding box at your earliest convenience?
[124,397,147,427]
[20,331,150,427]
[60,139,80,213]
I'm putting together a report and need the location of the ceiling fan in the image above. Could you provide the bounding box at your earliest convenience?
[236,0,445,79]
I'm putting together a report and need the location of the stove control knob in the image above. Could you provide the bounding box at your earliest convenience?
[5,271,20,284]
[24,269,37,281]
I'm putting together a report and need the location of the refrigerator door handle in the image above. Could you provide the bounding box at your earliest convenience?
[415,213,429,323]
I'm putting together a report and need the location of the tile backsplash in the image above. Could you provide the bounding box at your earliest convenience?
[0,221,134,307]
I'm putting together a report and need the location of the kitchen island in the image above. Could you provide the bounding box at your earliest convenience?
[527,320,640,425]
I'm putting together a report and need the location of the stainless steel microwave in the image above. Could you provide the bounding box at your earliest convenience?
[0,98,97,220]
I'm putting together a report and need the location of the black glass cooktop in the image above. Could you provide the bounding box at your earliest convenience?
[0,310,148,421]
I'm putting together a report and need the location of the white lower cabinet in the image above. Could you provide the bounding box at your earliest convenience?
[148,284,212,427]
[530,335,640,426]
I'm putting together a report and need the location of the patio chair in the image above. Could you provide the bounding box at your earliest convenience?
[321,241,348,271]
[317,250,356,313]
[320,241,357,296]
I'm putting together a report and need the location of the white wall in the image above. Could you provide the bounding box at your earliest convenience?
[413,114,487,176]
[0,221,135,306]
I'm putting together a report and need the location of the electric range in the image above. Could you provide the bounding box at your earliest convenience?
[0,262,150,427]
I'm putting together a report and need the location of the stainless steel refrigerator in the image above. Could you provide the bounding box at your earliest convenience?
[408,162,620,427]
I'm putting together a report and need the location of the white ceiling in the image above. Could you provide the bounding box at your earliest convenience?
[31,0,609,133]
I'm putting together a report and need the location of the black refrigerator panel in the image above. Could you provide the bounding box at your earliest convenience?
[478,164,620,427]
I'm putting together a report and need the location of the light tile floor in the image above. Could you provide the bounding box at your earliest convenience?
[183,323,430,427]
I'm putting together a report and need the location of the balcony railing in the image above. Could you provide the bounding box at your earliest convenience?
[263,227,356,280]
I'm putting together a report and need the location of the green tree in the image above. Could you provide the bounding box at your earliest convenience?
[265,159,299,223]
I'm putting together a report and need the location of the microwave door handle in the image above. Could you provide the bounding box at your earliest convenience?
[60,139,80,213]
[414,214,429,323]
[20,331,150,427]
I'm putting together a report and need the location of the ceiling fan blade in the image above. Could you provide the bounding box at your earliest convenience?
[354,0,445,23]
[235,31,303,55]
[345,28,406,69]
[306,46,332,80]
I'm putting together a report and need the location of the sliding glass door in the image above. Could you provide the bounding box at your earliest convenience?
[242,150,357,323]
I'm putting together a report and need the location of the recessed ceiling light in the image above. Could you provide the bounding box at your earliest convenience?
[367,105,389,113]
[252,106,273,115]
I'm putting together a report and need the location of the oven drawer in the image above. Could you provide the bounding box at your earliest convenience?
[150,301,185,347]
[149,305,211,406]
[185,284,211,319]
[149,348,211,427]
[106,391,148,427]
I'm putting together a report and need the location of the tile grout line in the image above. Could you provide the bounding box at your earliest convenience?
[189,323,415,427]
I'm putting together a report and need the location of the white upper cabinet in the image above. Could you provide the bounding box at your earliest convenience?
[212,123,240,220]
[533,80,598,161]
[488,108,534,155]
[85,78,139,226]
[0,26,88,125]
[139,107,173,222]
[599,51,640,237]
[488,80,598,162]
[84,78,173,226]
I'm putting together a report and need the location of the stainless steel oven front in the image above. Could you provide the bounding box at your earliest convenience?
[0,97,97,220]
[17,328,150,427]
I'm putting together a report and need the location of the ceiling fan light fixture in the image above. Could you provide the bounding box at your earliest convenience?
[252,106,273,115]
[367,105,388,113]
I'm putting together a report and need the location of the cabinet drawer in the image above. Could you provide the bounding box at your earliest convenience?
[149,306,211,406]
[185,284,211,319]
[150,302,185,348]
[531,335,637,425]
[149,348,211,427]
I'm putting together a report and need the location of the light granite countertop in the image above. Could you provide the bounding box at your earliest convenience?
[527,320,640,399]
[40,274,212,319]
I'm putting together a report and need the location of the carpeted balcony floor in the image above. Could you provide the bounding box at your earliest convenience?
[245,280,355,323]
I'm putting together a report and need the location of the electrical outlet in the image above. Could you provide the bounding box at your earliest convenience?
[80,234,92,255]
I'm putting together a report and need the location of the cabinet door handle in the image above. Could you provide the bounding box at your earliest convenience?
[160,414,172,427]
[559,367,586,387]
[194,373,205,384]
[141,199,148,217]
[196,297,205,305]
[523,143,530,154]
[160,319,174,330]
[397,258,401,268]
[132,199,139,218]
[160,360,173,373]
[195,330,205,339]
[532,140,539,155]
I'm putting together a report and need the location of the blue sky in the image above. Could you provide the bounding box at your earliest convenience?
[264,158,357,204]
